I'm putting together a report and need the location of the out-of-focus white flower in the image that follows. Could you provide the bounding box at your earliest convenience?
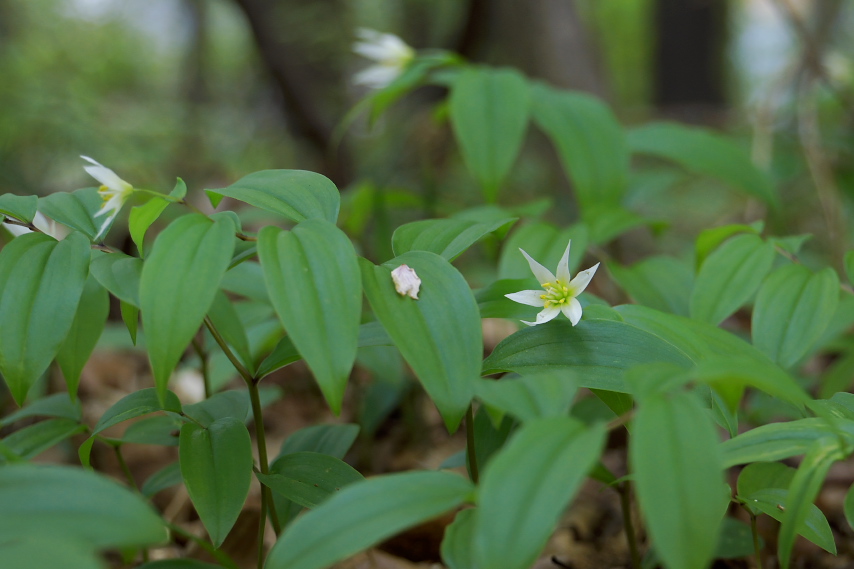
[505,240,599,326]
[81,155,134,240]
[173,369,206,404]
[352,28,414,89]
[391,264,421,299]
[3,211,56,238]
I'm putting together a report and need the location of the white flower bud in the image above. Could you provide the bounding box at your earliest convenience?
[391,264,421,299]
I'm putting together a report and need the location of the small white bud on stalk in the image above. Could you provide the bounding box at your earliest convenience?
[391,264,421,299]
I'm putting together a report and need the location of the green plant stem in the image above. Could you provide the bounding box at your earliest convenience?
[750,512,763,569]
[203,316,282,564]
[618,481,641,569]
[465,404,479,484]
[167,522,240,569]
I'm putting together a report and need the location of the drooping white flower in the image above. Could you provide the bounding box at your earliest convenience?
[352,28,415,89]
[81,155,134,239]
[505,240,599,326]
[391,264,421,299]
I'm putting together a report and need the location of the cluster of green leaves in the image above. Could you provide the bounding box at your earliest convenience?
[2,54,854,569]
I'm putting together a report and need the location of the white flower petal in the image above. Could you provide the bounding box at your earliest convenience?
[562,298,583,326]
[519,248,556,285]
[82,161,130,193]
[504,290,546,307]
[556,240,572,283]
[534,305,561,325]
[520,319,538,327]
[391,264,421,299]
[569,262,600,295]
[353,65,400,88]
[94,212,117,240]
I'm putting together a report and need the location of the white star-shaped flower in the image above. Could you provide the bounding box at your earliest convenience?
[505,240,599,326]
[352,28,415,89]
[81,155,134,239]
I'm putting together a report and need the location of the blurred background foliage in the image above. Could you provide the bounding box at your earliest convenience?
[1,0,853,267]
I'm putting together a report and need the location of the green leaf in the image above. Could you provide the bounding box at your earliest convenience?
[392,217,516,261]
[140,214,235,403]
[207,290,254,374]
[38,188,104,239]
[129,196,170,256]
[121,415,182,446]
[719,418,854,468]
[0,231,91,404]
[609,256,694,316]
[258,452,364,509]
[258,220,361,414]
[206,170,340,224]
[737,462,796,514]
[531,84,629,208]
[0,194,38,223]
[141,462,183,498]
[274,424,360,462]
[90,251,143,307]
[473,418,606,569]
[441,508,477,569]
[482,319,695,393]
[264,471,473,569]
[0,464,166,547]
[179,417,253,548]
[689,234,775,325]
[498,222,588,279]
[845,251,854,284]
[93,388,182,435]
[57,275,109,399]
[752,264,840,368]
[360,252,481,431]
[631,391,724,569]
[0,392,82,427]
[582,204,649,245]
[695,223,762,270]
[627,122,778,205]
[777,438,843,567]
[183,391,249,427]
[1,418,86,461]
[449,67,530,202]
[120,300,139,344]
[473,371,578,423]
[844,482,854,531]
[715,517,761,559]
[0,537,103,569]
[468,408,515,475]
[747,488,835,555]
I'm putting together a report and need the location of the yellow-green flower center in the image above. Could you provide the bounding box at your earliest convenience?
[98,185,112,203]
[539,281,575,309]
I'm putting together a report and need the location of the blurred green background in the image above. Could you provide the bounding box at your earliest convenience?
[1,0,852,262]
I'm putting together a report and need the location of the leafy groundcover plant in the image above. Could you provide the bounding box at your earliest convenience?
[2,32,854,569]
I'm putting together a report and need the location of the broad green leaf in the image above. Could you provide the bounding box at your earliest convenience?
[531,84,629,208]
[441,508,477,569]
[141,462,182,498]
[0,194,38,223]
[747,488,835,555]
[221,261,270,303]
[690,234,775,325]
[627,122,778,205]
[715,517,761,560]
[0,537,103,569]
[179,417,253,548]
[258,452,364,508]
[844,482,854,531]
[207,289,254,373]
[360,252,481,431]
[468,408,514,476]
[264,471,473,569]
[90,251,143,306]
[0,232,90,404]
[473,371,578,423]
[694,222,762,270]
[719,418,854,468]
[691,357,810,410]
[121,415,182,446]
[57,275,109,398]
[498,222,588,279]
[274,424,360,462]
[0,464,167,547]
[120,300,139,344]
[631,391,724,569]
[737,462,796,514]
[609,256,693,316]
[752,264,839,368]
[582,204,648,245]
[777,438,844,567]
[38,188,103,239]
[473,418,606,569]
[258,220,361,414]
[482,319,695,393]
[206,170,340,224]
[93,388,182,435]
[129,196,170,256]
[183,391,249,427]
[140,214,235,403]
[0,392,82,427]
[449,67,530,202]
[392,217,515,261]
[1,418,86,461]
